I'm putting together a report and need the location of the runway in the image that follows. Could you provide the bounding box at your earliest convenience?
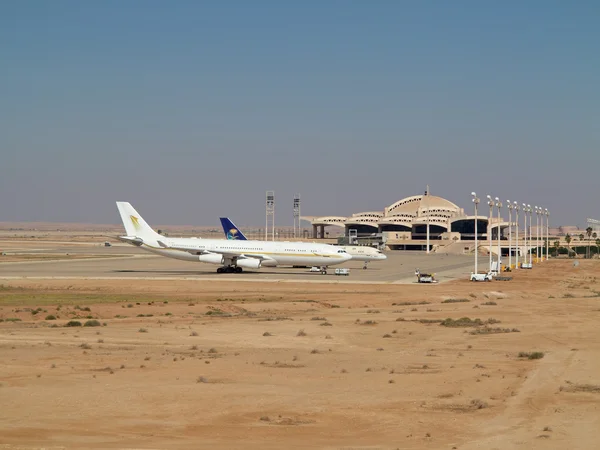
[0,242,476,284]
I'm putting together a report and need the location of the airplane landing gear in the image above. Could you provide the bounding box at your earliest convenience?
[216,266,243,274]
[320,266,327,275]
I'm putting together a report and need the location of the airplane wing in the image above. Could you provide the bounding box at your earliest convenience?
[157,240,211,254]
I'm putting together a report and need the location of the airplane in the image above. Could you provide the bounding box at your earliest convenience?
[219,217,387,263]
[116,202,352,274]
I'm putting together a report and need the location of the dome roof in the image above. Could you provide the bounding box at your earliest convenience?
[385,194,459,217]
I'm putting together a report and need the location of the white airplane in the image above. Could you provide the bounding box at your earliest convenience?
[116,202,352,274]
[220,217,387,263]
[340,245,387,262]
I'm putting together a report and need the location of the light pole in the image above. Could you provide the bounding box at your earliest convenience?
[544,208,558,261]
[528,204,533,265]
[535,206,540,262]
[496,197,502,271]
[472,192,480,274]
[539,207,543,262]
[487,195,494,273]
[507,200,513,270]
[531,205,539,259]
[513,202,520,269]
[522,204,528,267]
[425,186,430,255]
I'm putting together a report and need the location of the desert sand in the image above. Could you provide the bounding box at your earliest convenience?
[1,246,599,449]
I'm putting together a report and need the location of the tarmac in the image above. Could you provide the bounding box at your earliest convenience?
[0,241,478,284]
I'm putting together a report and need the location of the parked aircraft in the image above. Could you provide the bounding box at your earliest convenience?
[116,202,352,274]
[219,217,387,262]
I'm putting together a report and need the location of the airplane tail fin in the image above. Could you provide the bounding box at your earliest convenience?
[116,202,162,241]
[219,217,248,240]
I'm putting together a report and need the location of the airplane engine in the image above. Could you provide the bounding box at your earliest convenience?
[236,259,261,269]
[198,254,224,265]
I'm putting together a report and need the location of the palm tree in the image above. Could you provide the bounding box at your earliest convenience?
[586,227,593,258]
[596,238,600,258]
[553,240,560,257]
[565,233,572,257]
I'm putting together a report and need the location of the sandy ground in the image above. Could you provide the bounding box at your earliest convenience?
[1,254,599,449]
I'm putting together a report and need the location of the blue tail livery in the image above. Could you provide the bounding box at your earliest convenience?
[220,218,248,240]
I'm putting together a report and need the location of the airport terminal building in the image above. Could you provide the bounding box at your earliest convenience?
[303,190,510,252]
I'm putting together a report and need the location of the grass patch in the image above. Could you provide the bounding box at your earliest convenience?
[311,317,327,321]
[481,301,497,306]
[138,328,148,333]
[358,320,378,325]
[563,293,575,298]
[518,351,544,360]
[392,301,431,306]
[442,298,470,303]
[296,329,307,337]
[65,320,82,327]
[84,320,101,327]
[440,317,483,327]
[258,317,293,321]
[320,322,333,326]
[470,399,489,409]
[470,327,520,335]
[560,381,600,393]
[206,309,226,316]
[4,317,22,322]
[0,288,177,307]
[440,317,500,328]
[45,314,57,320]
[418,319,443,324]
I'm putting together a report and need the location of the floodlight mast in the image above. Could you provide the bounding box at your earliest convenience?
[507,200,513,270]
[487,195,494,272]
[535,206,540,262]
[523,204,528,266]
[545,209,549,260]
[514,202,519,269]
[472,192,480,274]
[527,205,533,265]
[425,185,430,255]
[496,197,502,271]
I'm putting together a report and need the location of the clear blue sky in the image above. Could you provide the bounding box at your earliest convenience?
[1,1,598,228]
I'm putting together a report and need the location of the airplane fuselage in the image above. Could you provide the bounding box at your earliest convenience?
[133,236,351,267]
[338,245,387,262]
